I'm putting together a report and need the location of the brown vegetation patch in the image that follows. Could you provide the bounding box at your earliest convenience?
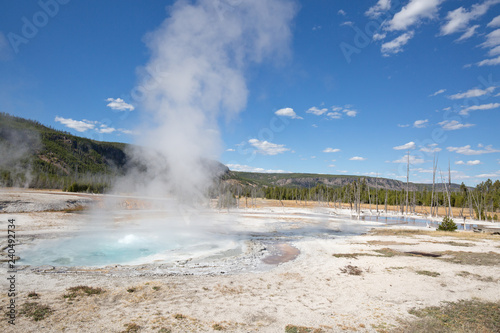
[19,302,53,321]
[285,324,323,333]
[456,271,497,282]
[438,251,500,266]
[394,300,500,333]
[366,240,414,246]
[415,270,440,277]
[63,285,104,300]
[426,241,475,247]
[370,228,500,241]
[340,265,363,276]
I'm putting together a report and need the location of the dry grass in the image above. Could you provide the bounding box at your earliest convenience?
[213,284,244,295]
[122,322,141,333]
[19,302,53,321]
[425,241,475,247]
[456,271,497,282]
[285,324,323,333]
[438,251,500,266]
[340,265,363,276]
[332,253,365,259]
[366,240,414,246]
[63,285,104,300]
[415,270,440,277]
[369,228,500,241]
[394,300,500,333]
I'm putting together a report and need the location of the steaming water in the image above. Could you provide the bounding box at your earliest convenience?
[20,230,235,267]
[20,230,239,267]
[19,211,242,267]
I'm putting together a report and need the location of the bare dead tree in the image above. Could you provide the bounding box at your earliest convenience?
[406,150,410,215]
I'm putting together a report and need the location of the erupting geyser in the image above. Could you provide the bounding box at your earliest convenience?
[21,0,298,267]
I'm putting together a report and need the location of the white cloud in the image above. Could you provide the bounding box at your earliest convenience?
[420,143,442,153]
[226,148,235,152]
[306,106,328,116]
[438,120,475,130]
[441,0,500,36]
[447,144,500,155]
[397,124,410,127]
[106,98,135,111]
[226,164,287,173]
[393,155,425,164]
[386,0,441,31]
[341,21,354,27]
[413,119,428,128]
[467,160,482,165]
[381,31,414,55]
[97,124,116,134]
[248,139,290,155]
[477,55,500,66]
[455,160,465,165]
[373,33,387,41]
[275,107,302,119]
[488,45,500,57]
[328,164,336,167]
[481,28,500,48]
[415,167,434,173]
[323,148,341,153]
[366,0,391,18]
[344,109,357,117]
[338,9,346,16]
[488,15,500,27]
[474,171,500,178]
[393,141,416,150]
[456,24,480,41]
[54,116,96,132]
[118,128,135,135]
[350,156,366,161]
[449,86,496,99]
[430,88,446,96]
[459,102,500,115]
[327,112,342,119]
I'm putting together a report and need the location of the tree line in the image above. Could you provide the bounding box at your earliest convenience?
[217,178,500,221]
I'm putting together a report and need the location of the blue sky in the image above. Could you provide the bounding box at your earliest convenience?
[1,0,500,186]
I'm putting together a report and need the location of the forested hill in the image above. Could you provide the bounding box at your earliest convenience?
[0,112,127,189]
[0,112,470,192]
[229,171,463,192]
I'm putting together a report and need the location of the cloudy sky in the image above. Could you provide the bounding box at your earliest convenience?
[1,0,500,185]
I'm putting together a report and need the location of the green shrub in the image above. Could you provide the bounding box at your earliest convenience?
[437,216,457,232]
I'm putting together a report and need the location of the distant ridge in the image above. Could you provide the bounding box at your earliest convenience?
[228,171,464,192]
[0,112,465,192]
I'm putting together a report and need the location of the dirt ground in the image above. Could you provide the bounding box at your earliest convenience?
[1,190,500,332]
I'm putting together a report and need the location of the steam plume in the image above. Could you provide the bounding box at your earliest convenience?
[124,0,296,202]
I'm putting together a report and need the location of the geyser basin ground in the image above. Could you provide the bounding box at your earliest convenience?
[1,191,500,332]
[16,203,370,272]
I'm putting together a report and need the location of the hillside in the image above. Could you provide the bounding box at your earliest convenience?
[0,113,229,191]
[0,112,127,189]
[0,113,466,193]
[229,171,463,192]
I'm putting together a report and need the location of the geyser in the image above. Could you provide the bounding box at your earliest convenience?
[119,0,296,203]
[20,0,297,268]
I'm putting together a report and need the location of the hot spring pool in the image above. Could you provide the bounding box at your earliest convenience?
[20,230,241,267]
